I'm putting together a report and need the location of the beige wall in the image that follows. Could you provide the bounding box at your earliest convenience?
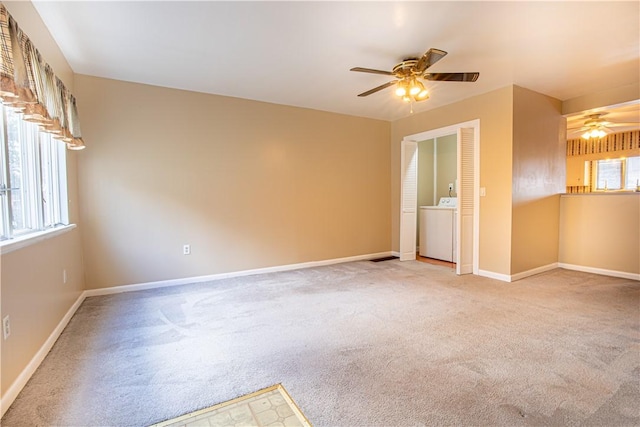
[417,136,457,207]
[417,139,435,208]
[510,86,565,274]
[435,134,457,202]
[416,139,434,242]
[74,75,391,289]
[562,82,640,116]
[392,86,514,275]
[1,2,85,400]
[416,135,457,244]
[1,231,85,395]
[559,194,640,275]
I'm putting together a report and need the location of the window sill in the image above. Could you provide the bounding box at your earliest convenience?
[562,192,640,197]
[1,224,77,255]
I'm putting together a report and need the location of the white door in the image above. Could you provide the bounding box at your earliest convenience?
[457,127,475,275]
[399,140,418,261]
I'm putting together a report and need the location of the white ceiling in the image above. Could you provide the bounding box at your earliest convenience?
[32,1,640,122]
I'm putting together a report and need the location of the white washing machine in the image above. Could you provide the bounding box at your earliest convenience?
[419,197,457,262]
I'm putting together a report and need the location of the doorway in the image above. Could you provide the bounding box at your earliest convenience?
[399,120,480,275]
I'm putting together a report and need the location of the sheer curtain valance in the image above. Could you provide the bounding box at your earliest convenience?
[0,3,84,150]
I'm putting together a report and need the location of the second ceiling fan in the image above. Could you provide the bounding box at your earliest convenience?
[351,48,479,102]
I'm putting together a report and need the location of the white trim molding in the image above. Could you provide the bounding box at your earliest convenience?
[478,269,512,282]
[0,224,76,255]
[480,263,559,283]
[558,263,640,281]
[84,251,394,297]
[510,263,559,282]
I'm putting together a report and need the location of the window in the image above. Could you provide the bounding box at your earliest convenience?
[594,156,640,191]
[625,156,640,191]
[0,104,68,241]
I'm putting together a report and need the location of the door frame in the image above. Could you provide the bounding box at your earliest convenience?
[400,119,480,274]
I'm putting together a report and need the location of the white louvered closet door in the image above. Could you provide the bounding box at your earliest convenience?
[400,140,418,261]
[457,127,475,274]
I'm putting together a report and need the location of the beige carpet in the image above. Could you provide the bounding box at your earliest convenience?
[152,384,310,427]
[1,260,639,426]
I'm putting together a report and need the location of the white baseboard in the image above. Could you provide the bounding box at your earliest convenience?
[481,263,559,283]
[558,263,640,281]
[1,250,392,416]
[480,262,638,283]
[478,269,511,282]
[84,251,393,297]
[510,263,559,282]
[1,292,86,417]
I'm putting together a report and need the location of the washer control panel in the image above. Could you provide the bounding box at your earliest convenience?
[438,197,457,208]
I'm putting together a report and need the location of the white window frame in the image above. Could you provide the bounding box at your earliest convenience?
[592,156,640,192]
[0,104,70,249]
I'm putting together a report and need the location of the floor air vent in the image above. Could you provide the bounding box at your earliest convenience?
[370,256,399,262]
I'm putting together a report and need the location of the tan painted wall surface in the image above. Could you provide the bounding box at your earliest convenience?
[559,194,640,275]
[417,139,435,208]
[1,2,85,398]
[510,86,565,274]
[435,134,457,202]
[562,82,640,116]
[1,230,85,395]
[74,75,391,289]
[416,139,434,242]
[391,86,514,275]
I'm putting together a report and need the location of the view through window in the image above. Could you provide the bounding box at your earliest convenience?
[0,104,68,241]
[595,156,640,191]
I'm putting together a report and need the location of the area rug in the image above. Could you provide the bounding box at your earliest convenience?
[151,384,311,427]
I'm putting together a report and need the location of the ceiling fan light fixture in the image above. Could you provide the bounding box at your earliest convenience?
[582,127,607,139]
[415,88,429,101]
[409,79,422,96]
[395,81,408,97]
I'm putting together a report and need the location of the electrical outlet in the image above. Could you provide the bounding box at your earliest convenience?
[448,183,454,192]
[183,244,191,255]
[2,315,10,340]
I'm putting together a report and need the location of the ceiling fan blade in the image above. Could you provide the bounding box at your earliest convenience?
[606,122,640,126]
[416,48,448,72]
[350,67,394,76]
[357,80,397,97]
[424,72,479,82]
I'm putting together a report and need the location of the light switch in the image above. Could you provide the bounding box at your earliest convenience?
[480,187,486,197]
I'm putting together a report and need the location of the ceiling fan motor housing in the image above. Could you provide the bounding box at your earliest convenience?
[392,59,421,78]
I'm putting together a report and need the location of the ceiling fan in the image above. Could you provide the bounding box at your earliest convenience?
[350,48,479,103]
[568,113,640,139]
